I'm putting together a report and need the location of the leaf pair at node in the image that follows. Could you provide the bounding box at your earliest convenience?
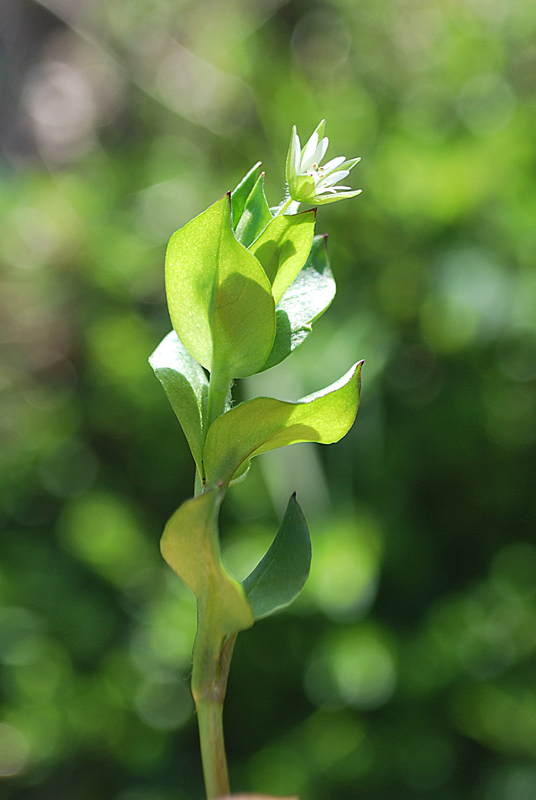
[150,327,362,489]
[161,489,311,627]
[165,166,316,387]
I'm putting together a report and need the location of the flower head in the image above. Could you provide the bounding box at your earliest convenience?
[285,120,361,206]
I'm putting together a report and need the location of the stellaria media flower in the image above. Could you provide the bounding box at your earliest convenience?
[285,120,361,206]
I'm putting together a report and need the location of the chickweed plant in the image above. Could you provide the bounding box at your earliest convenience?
[149,121,363,799]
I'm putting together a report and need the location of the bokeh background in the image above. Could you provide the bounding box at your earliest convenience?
[1,0,536,798]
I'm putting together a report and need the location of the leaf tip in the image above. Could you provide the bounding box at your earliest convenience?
[355,359,364,390]
[351,359,364,380]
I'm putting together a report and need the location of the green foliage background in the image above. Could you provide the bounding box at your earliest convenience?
[1,0,536,798]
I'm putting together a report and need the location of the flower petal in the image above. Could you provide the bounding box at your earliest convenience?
[316,136,329,164]
[286,126,300,183]
[319,169,350,189]
[301,132,319,171]
[293,131,301,174]
[303,136,330,172]
[322,155,346,174]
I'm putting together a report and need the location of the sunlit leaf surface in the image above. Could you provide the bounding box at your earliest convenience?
[249,209,316,305]
[161,488,253,635]
[261,234,336,372]
[149,330,209,470]
[165,193,275,378]
[243,494,311,620]
[204,361,363,485]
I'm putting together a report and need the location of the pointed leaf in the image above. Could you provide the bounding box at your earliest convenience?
[314,189,362,205]
[204,361,363,486]
[312,118,326,142]
[229,459,250,485]
[243,494,311,619]
[165,193,275,379]
[231,162,261,229]
[235,173,273,248]
[261,234,336,372]
[149,330,209,470]
[249,209,316,305]
[161,488,254,634]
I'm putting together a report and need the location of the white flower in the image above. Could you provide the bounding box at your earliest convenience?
[285,120,361,206]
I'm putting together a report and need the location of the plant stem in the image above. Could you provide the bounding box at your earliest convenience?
[194,365,230,496]
[207,366,231,430]
[194,468,204,497]
[274,195,298,216]
[196,694,229,799]
[192,603,237,799]
[194,370,234,797]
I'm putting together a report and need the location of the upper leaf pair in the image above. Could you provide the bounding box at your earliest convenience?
[232,163,336,373]
[150,233,340,475]
[150,328,362,485]
[165,193,274,381]
[165,190,315,383]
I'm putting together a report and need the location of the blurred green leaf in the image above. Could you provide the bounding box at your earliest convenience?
[160,488,253,635]
[243,494,311,620]
[149,330,209,471]
[203,361,363,485]
[165,193,276,379]
[249,209,316,305]
[234,172,272,248]
[261,234,336,372]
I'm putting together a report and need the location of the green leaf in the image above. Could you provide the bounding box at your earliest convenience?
[234,173,272,248]
[203,361,363,486]
[231,161,261,230]
[161,488,254,635]
[314,189,362,205]
[149,330,209,471]
[249,209,316,305]
[261,234,336,372]
[243,494,311,619]
[306,119,326,152]
[229,458,250,486]
[165,193,276,379]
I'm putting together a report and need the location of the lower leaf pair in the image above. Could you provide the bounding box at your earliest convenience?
[161,489,311,631]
